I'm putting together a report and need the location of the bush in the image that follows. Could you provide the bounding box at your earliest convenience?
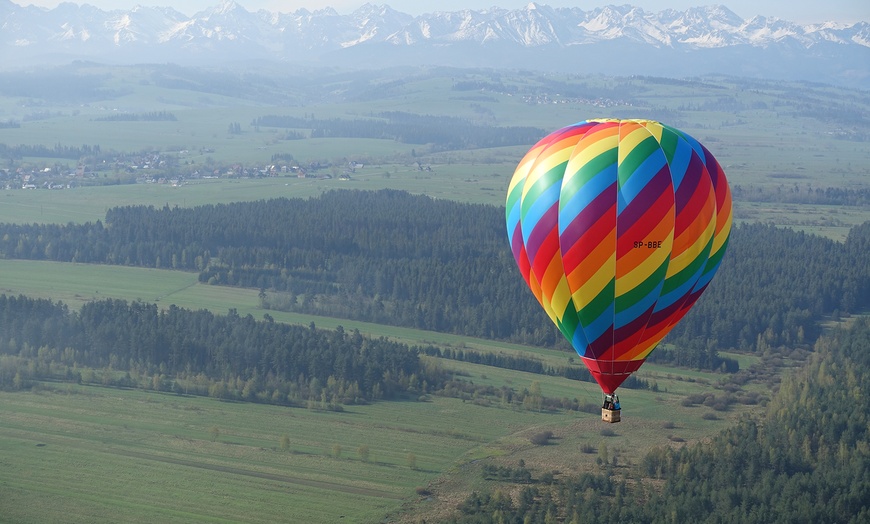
[530,430,554,445]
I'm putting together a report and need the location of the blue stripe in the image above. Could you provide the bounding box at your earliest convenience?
[506,197,522,240]
[558,161,616,235]
[521,175,561,245]
[655,265,705,312]
[615,280,665,329]
[619,149,666,206]
[668,126,706,165]
[668,135,693,190]
[571,325,590,353]
[579,303,615,342]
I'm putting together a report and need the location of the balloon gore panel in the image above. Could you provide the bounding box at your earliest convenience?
[506,119,732,394]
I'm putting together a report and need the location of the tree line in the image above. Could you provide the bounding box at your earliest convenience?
[1,190,868,366]
[251,111,545,150]
[0,293,628,412]
[420,346,651,391]
[92,111,177,122]
[0,294,443,406]
[0,142,101,160]
[445,316,870,523]
[732,183,870,207]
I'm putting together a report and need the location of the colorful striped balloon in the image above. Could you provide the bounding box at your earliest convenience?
[506,119,732,394]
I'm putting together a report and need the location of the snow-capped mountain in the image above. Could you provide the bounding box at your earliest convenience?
[1,1,867,86]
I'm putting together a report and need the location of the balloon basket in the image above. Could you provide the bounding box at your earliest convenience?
[601,408,621,423]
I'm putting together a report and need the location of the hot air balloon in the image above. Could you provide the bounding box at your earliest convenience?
[506,119,732,422]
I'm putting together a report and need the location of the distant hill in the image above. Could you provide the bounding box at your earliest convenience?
[1,1,868,87]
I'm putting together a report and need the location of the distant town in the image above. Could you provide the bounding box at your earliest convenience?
[0,153,366,191]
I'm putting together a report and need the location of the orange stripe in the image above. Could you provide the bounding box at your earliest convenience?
[561,201,616,273]
[566,230,615,290]
[673,203,713,255]
[616,211,674,277]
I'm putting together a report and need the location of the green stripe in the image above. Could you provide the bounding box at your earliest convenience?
[578,278,615,328]
[703,234,731,274]
[520,163,566,218]
[661,238,712,295]
[505,183,523,217]
[656,126,680,164]
[616,260,668,314]
[618,135,659,186]
[557,302,581,342]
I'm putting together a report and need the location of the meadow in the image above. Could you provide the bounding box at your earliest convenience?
[0,64,866,522]
[0,369,744,523]
[2,65,869,238]
[0,257,761,522]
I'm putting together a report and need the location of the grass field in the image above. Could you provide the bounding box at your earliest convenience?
[0,368,746,524]
[4,172,869,243]
[0,65,861,522]
[0,384,549,523]
[0,257,762,522]
[3,67,869,240]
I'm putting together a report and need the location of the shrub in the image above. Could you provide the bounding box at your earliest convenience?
[530,430,554,445]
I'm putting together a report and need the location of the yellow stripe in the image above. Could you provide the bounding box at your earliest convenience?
[667,220,715,276]
[508,162,531,195]
[634,340,660,360]
[569,138,615,170]
[521,147,573,200]
[572,253,615,306]
[508,142,547,195]
[551,276,574,321]
[616,123,653,165]
[711,212,733,253]
[541,259,572,320]
[615,236,673,296]
[640,120,664,142]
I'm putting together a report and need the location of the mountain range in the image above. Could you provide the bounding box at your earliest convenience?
[1,1,868,86]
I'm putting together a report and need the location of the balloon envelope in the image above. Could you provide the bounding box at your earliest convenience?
[506,119,732,394]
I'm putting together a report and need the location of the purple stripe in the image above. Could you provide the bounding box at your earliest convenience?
[510,224,525,263]
[559,182,617,250]
[613,304,655,344]
[616,166,671,232]
[674,153,703,213]
[525,203,558,262]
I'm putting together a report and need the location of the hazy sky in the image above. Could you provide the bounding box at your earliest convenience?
[15,1,869,24]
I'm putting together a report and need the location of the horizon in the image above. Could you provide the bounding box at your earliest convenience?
[12,0,869,24]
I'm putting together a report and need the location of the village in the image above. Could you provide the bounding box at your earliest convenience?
[0,151,370,191]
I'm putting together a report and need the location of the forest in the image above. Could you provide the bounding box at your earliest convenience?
[445,317,870,523]
[0,293,611,413]
[1,189,868,369]
[0,142,102,160]
[251,111,545,151]
[1,190,867,522]
[0,294,445,406]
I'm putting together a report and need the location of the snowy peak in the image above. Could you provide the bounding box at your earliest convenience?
[1,2,867,86]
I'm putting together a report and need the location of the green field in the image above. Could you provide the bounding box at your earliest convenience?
[0,372,744,523]
[0,257,760,522]
[3,66,869,239]
[0,65,863,522]
[0,385,543,523]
